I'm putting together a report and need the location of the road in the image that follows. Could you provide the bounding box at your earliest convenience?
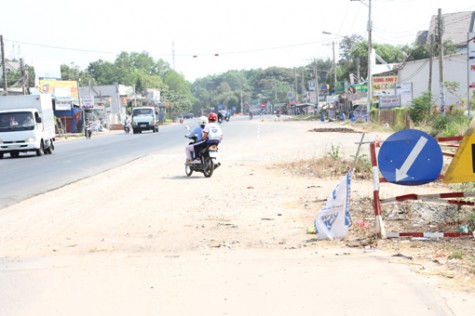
[0,120,196,209]
[0,116,473,316]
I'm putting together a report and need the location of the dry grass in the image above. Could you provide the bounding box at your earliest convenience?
[274,156,373,180]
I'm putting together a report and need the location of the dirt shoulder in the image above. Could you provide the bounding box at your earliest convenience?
[0,118,474,315]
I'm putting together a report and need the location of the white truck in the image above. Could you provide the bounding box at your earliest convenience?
[0,94,56,158]
[131,106,159,134]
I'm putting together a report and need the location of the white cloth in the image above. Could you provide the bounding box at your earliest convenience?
[314,172,352,240]
[204,122,222,141]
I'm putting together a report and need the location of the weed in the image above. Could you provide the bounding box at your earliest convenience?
[327,144,342,161]
[448,249,464,260]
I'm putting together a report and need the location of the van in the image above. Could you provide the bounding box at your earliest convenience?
[131,107,159,134]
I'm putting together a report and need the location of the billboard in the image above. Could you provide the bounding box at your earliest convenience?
[38,79,78,98]
[469,33,475,89]
[395,82,413,107]
[39,79,79,111]
[372,76,398,96]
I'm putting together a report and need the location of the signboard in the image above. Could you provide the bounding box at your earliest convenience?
[379,95,401,109]
[378,129,443,185]
[372,76,398,96]
[38,79,78,98]
[469,59,475,89]
[82,95,94,109]
[469,32,475,58]
[469,33,475,89]
[395,82,413,106]
[443,117,475,183]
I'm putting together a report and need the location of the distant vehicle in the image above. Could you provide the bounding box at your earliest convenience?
[0,94,56,158]
[131,106,159,134]
[183,113,194,119]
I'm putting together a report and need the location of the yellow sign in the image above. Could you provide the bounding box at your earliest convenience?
[443,117,475,183]
[38,79,78,98]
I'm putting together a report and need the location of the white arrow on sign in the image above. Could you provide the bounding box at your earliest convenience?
[395,136,428,182]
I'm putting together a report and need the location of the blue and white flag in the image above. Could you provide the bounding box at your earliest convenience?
[314,172,352,240]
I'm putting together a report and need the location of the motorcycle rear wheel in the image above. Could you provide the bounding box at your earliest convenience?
[203,157,214,178]
[185,164,193,176]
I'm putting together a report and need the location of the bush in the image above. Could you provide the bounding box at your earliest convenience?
[430,110,471,137]
[409,92,432,124]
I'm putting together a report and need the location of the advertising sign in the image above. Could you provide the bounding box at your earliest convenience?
[469,32,475,58]
[38,79,78,98]
[470,59,475,89]
[372,76,398,96]
[379,95,401,109]
[82,95,94,109]
[395,82,413,106]
[469,33,475,89]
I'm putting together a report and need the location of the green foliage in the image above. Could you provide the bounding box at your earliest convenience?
[327,144,342,161]
[393,107,410,130]
[352,153,371,175]
[448,249,464,260]
[409,91,433,124]
[430,110,471,137]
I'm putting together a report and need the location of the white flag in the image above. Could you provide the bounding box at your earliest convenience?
[314,172,352,240]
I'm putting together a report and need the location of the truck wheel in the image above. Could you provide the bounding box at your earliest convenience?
[36,141,45,156]
[0,153,3,159]
[45,140,54,154]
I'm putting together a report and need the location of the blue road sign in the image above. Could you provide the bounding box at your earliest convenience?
[378,129,443,185]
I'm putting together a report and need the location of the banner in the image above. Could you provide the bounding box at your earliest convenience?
[372,76,398,96]
[469,33,475,89]
[314,172,352,240]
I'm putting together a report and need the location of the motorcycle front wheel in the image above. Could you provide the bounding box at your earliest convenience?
[202,156,214,178]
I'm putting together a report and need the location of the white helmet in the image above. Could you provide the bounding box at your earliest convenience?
[199,116,208,126]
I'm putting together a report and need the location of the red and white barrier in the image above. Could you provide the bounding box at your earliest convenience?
[381,192,475,205]
[387,231,475,238]
[368,137,472,239]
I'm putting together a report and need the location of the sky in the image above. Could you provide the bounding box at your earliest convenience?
[2,0,475,82]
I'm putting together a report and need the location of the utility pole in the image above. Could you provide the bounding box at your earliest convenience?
[367,0,372,121]
[428,33,434,116]
[1,35,7,95]
[332,41,337,94]
[356,57,361,83]
[428,34,433,95]
[314,58,320,109]
[20,58,26,95]
[438,8,445,116]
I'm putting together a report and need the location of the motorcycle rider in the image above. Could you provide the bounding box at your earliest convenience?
[184,116,208,164]
[185,112,223,164]
[124,115,131,133]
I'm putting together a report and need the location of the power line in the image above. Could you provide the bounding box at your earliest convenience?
[5,37,333,60]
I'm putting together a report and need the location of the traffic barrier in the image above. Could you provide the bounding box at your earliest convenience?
[369,134,473,239]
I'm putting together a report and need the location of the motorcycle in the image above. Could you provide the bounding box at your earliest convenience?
[184,126,221,178]
[124,123,130,134]
[85,122,93,139]
[249,112,253,120]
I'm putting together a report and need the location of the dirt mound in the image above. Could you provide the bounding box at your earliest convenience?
[308,127,362,133]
